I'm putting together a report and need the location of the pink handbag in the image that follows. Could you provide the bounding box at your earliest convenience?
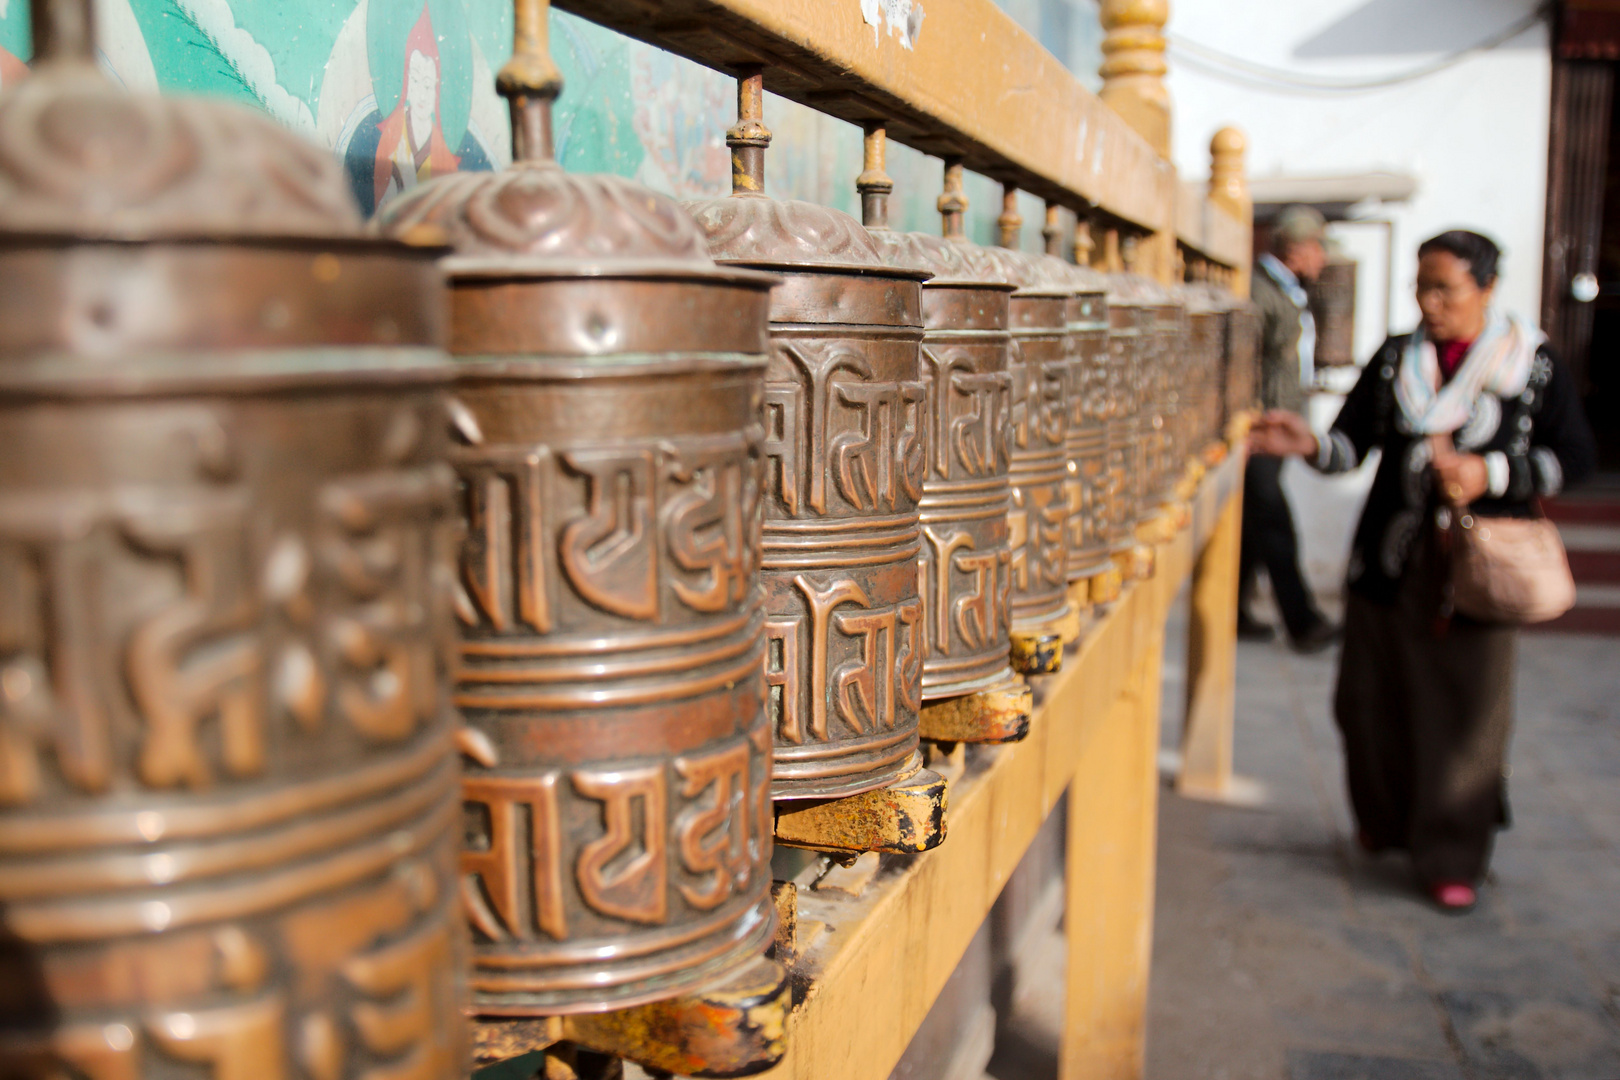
[1449,510,1575,624]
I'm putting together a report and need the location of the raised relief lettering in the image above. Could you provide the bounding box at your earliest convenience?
[147,995,289,1080]
[1008,494,1031,594]
[1036,491,1067,587]
[0,500,114,803]
[763,386,801,516]
[1037,361,1067,448]
[764,617,804,744]
[674,741,752,910]
[775,342,871,515]
[832,605,898,732]
[896,599,923,715]
[455,447,551,634]
[320,467,449,744]
[793,574,869,741]
[922,527,974,656]
[342,913,460,1080]
[832,381,927,511]
[574,765,668,925]
[461,773,567,942]
[665,438,756,614]
[953,548,1006,651]
[950,371,1011,479]
[123,495,264,789]
[559,448,659,621]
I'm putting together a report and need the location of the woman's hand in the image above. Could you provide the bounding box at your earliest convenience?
[1247,410,1318,459]
[1431,441,1488,507]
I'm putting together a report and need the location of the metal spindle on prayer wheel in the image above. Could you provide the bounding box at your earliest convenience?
[376,0,785,1041]
[0,2,466,1076]
[685,73,948,856]
[858,130,1030,744]
[989,187,1075,671]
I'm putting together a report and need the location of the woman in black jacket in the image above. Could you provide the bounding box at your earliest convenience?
[1250,230,1596,911]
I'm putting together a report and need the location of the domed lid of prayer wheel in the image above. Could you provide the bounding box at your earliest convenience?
[1062,259,1109,296]
[987,246,1072,298]
[868,230,1014,289]
[0,4,360,242]
[681,72,927,281]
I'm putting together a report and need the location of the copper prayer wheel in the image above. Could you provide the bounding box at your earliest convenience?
[1104,274,1152,557]
[0,5,467,1077]
[1181,284,1224,453]
[868,230,1017,701]
[1223,297,1262,433]
[686,73,931,801]
[377,2,779,1015]
[988,247,1074,636]
[1059,261,1114,587]
[1145,287,1187,503]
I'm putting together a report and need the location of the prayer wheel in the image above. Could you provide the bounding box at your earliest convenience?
[0,5,466,1077]
[377,0,779,1014]
[686,73,932,801]
[1145,286,1187,505]
[987,247,1074,639]
[1183,284,1226,453]
[868,229,1017,702]
[1060,262,1114,590]
[1224,298,1263,433]
[1104,274,1152,560]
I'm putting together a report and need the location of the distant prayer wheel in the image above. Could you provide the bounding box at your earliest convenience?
[686,72,932,800]
[1224,297,1263,431]
[985,245,1074,637]
[1308,258,1357,368]
[0,2,465,1076]
[1059,261,1114,589]
[869,229,1018,701]
[377,0,778,1015]
[1104,273,1153,557]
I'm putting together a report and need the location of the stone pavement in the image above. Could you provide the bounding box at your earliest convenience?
[1147,631,1620,1080]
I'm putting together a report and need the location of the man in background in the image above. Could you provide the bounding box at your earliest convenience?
[1242,205,1337,651]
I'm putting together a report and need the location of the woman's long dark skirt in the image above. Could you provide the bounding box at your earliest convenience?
[1333,543,1516,885]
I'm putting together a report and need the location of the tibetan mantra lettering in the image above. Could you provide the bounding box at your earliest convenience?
[452,356,777,1016]
[759,326,929,799]
[0,378,466,1080]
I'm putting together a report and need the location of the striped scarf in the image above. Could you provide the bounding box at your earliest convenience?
[1394,310,1541,435]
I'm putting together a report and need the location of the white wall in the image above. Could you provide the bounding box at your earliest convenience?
[1168,0,1552,343]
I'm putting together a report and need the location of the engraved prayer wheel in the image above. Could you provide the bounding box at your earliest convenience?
[1059,261,1114,587]
[377,1,779,1015]
[869,230,1018,701]
[1104,274,1152,557]
[1146,288,1187,502]
[0,5,467,1077]
[1182,284,1224,452]
[991,248,1074,633]
[1224,297,1262,432]
[685,73,932,801]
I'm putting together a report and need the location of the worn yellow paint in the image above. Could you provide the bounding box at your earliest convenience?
[775,768,949,854]
[751,472,1220,1080]
[918,681,1034,744]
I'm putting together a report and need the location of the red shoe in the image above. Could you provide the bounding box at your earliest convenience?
[1428,880,1477,912]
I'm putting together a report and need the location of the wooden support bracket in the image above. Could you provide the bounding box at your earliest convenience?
[471,955,791,1078]
[775,766,949,855]
[918,678,1034,744]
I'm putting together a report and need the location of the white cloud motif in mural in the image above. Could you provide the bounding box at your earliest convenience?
[171,0,316,132]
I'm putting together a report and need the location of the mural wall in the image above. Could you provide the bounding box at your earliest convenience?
[0,0,1102,250]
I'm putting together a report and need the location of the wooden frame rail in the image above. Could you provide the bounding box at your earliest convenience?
[556,0,1244,267]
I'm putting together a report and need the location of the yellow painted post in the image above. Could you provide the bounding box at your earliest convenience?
[1208,126,1252,296]
[1060,618,1165,1080]
[1177,468,1242,799]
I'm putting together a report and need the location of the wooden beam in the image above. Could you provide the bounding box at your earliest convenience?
[554,0,1175,232]
[749,457,1226,1080]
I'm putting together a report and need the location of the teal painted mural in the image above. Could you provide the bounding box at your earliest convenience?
[0,0,1096,249]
